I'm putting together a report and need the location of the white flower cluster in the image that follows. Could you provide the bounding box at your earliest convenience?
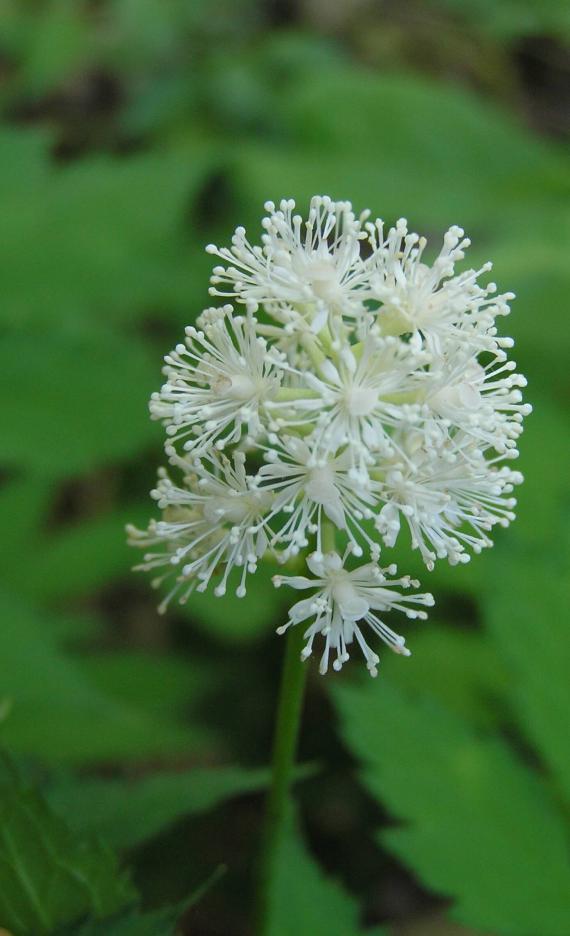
[129,196,530,677]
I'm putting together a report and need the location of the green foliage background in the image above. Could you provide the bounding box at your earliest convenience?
[0,1,568,934]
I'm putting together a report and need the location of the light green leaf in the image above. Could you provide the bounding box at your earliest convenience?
[0,760,135,936]
[47,766,270,849]
[0,592,204,764]
[0,130,211,328]
[234,70,567,231]
[334,680,570,936]
[0,328,158,478]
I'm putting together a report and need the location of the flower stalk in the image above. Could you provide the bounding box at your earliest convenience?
[254,618,309,935]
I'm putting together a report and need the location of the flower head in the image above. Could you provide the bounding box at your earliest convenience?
[130,195,530,676]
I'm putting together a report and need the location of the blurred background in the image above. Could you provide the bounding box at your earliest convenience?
[0,1,569,935]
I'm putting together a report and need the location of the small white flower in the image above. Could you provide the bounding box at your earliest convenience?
[206,196,371,325]
[266,332,426,470]
[367,218,513,354]
[256,435,379,559]
[150,306,281,454]
[375,444,523,568]
[273,552,434,676]
[410,340,531,456]
[127,451,273,610]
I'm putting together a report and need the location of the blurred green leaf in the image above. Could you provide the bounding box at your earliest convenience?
[14,0,91,97]
[383,623,508,729]
[61,902,184,936]
[0,328,158,478]
[48,765,270,849]
[268,803,382,936]
[334,680,570,936]
[0,130,212,327]
[0,499,149,604]
[79,651,214,720]
[482,547,570,804]
[23,505,148,602]
[0,592,204,764]
[0,758,134,936]
[430,0,570,40]
[234,70,567,230]
[0,476,53,581]
[507,400,570,551]
[186,564,287,643]
[490,231,570,398]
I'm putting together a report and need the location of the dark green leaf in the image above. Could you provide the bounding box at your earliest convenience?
[57,902,184,936]
[78,651,214,721]
[186,563,287,643]
[0,760,135,936]
[47,766,270,849]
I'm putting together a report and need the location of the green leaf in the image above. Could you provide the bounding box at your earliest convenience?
[234,70,566,231]
[383,623,508,729]
[0,130,211,328]
[0,328,158,478]
[78,651,215,721]
[505,400,570,551]
[57,902,185,936]
[24,505,149,602]
[61,865,226,936]
[482,547,570,804]
[267,803,381,936]
[186,564,286,643]
[431,0,570,41]
[0,591,203,764]
[334,680,570,936]
[12,0,91,97]
[0,476,53,587]
[47,766,270,849]
[0,759,135,936]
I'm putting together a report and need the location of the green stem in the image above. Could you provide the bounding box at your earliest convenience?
[254,622,308,935]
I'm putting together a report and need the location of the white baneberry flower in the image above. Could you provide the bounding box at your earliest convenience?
[415,346,531,456]
[256,435,380,559]
[129,194,530,677]
[266,332,426,468]
[375,442,523,568]
[366,218,514,354]
[206,196,371,326]
[273,552,434,676]
[150,306,282,455]
[127,451,273,610]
